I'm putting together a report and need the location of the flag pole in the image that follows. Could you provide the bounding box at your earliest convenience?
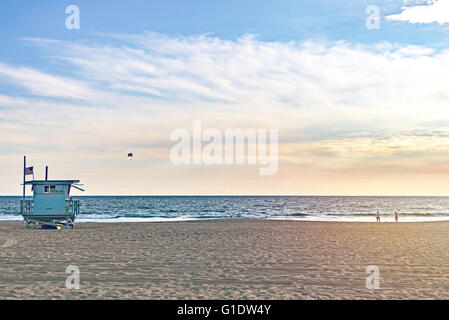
[23,155,26,201]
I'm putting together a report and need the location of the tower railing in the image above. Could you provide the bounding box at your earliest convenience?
[20,200,33,214]
[65,199,81,217]
[20,199,80,217]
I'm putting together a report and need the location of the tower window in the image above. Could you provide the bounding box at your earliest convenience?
[44,185,56,193]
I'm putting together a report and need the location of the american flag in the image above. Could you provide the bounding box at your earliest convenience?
[24,166,33,175]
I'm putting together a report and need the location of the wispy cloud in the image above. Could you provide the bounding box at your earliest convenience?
[386,0,449,25]
[0,63,96,100]
[16,33,449,129]
[1,32,449,194]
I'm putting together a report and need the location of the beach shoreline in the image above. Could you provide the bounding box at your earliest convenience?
[1,219,449,299]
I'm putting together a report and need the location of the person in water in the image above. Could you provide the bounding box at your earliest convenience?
[395,211,398,222]
[376,211,380,222]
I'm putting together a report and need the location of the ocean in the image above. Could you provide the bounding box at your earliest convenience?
[1,196,449,222]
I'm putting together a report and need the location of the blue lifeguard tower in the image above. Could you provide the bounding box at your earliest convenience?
[20,157,84,229]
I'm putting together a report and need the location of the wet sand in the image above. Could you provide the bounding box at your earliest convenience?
[0,219,449,299]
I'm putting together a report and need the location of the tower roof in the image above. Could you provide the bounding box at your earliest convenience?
[24,180,80,185]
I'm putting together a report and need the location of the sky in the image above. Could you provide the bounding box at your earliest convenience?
[1,0,449,195]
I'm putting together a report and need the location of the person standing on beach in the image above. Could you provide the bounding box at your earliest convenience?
[395,211,398,222]
[376,211,380,222]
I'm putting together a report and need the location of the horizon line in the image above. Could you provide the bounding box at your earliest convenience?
[1,194,449,197]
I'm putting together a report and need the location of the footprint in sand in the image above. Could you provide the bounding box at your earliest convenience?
[0,232,17,248]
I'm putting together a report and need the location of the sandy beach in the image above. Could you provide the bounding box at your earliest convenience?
[1,219,449,299]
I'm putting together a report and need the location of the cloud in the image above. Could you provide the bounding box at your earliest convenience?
[16,34,449,128]
[4,34,449,129]
[2,33,449,194]
[386,0,449,24]
[4,33,449,143]
[0,63,96,100]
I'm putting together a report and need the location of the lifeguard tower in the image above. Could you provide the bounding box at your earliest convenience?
[20,157,84,229]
